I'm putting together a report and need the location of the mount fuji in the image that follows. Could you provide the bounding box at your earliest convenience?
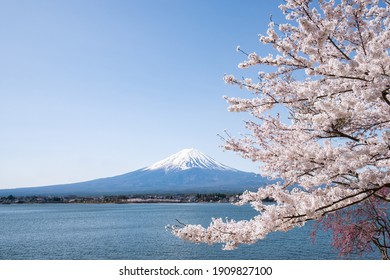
[0,148,267,196]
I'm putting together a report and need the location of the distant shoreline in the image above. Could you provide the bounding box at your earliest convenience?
[0,193,274,205]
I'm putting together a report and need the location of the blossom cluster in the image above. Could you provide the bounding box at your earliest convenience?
[171,0,389,254]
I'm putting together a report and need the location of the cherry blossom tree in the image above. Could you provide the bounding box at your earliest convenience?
[312,197,389,258]
[170,0,390,259]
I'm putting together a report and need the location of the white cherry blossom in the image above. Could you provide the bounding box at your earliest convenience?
[170,0,389,259]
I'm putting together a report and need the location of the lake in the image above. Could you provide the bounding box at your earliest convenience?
[0,203,380,260]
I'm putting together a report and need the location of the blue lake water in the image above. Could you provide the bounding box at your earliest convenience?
[0,203,380,260]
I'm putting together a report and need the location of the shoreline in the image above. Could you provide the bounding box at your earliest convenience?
[0,193,241,205]
[0,193,275,205]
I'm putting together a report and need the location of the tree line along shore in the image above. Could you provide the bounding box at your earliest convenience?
[1,193,275,204]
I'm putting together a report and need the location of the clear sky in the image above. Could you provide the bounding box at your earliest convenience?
[0,0,283,189]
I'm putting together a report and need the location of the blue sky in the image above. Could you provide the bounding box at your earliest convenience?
[0,0,282,189]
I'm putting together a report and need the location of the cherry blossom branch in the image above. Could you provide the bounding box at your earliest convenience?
[354,12,367,56]
[172,0,390,256]
[285,187,382,222]
[382,89,390,106]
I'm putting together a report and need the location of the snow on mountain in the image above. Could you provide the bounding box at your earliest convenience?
[145,148,236,172]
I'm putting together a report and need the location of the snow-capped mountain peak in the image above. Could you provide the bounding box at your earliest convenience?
[145,148,237,172]
[0,147,265,196]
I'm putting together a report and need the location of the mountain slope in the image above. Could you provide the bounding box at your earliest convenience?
[0,148,267,196]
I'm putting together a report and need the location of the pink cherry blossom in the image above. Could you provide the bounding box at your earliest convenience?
[170,0,389,259]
